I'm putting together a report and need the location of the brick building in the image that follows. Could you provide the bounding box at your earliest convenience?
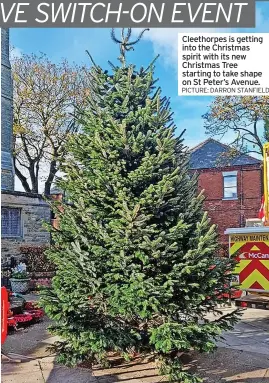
[190,139,262,244]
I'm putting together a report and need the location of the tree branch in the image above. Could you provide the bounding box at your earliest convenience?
[14,159,31,193]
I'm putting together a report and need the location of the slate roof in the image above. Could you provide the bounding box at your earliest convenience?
[189,138,261,170]
[50,187,64,195]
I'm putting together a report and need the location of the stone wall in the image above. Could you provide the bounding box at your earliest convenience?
[1,28,14,191]
[1,169,14,192]
[1,191,51,262]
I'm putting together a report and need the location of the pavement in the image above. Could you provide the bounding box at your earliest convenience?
[1,307,269,383]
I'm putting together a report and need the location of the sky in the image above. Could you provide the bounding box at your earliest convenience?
[9,2,269,191]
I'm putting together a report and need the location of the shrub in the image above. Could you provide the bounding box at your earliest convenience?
[11,264,28,279]
[20,246,55,273]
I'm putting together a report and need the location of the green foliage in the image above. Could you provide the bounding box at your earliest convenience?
[159,356,203,383]
[11,267,28,279]
[40,50,240,382]
[11,271,28,279]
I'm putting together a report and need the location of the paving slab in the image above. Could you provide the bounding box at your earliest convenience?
[220,331,269,345]
[231,322,268,333]
[93,358,168,383]
[1,308,269,383]
[240,308,269,322]
[41,365,97,383]
[223,369,268,382]
[215,308,269,357]
[93,359,156,377]
[1,316,53,357]
[224,342,269,356]
[192,348,269,383]
[1,359,41,375]
[2,373,44,383]
[2,347,269,383]
[1,357,98,383]
[1,359,44,383]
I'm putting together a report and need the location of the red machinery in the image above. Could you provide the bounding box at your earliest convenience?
[1,287,9,345]
[1,287,44,340]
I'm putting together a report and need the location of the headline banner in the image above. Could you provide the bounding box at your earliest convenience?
[0,0,256,28]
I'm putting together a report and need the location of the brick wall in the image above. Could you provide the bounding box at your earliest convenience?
[194,165,262,243]
[1,191,51,262]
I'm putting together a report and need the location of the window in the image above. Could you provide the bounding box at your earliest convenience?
[223,171,238,199]
[1,208,22,237]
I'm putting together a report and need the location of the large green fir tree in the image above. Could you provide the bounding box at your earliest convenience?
[41,29,240,382]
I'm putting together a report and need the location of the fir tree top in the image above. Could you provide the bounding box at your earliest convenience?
[111,28,150,66]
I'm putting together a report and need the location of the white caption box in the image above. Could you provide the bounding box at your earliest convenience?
[178,33,269,96]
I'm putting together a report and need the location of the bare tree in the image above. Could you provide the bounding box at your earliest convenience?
[13,53,91,194]
[203,96,269,156]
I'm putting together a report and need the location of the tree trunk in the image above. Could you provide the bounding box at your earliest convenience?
[44,160,57,195]
[29,162,38,193]
[14,160,31,193]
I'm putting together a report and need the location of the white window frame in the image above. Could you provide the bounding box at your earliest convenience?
[1,207,22,238]
[222,171,238,200]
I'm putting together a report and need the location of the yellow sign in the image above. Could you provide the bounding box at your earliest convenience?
[230,234,269,243]
[229,236,269,292]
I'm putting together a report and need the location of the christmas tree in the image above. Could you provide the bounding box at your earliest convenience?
[41,29,240,382]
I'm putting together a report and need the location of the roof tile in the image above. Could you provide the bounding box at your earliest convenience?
[189,138,261,169]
